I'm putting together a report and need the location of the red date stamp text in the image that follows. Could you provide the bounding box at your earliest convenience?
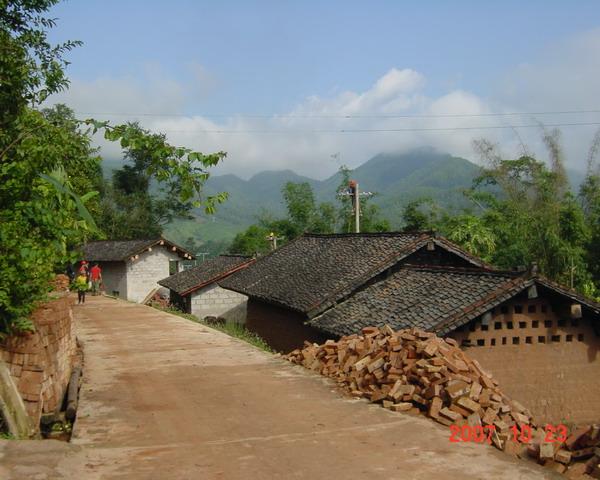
[449,424,567,444]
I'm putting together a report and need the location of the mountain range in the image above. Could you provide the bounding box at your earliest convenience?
[163,148,482,249]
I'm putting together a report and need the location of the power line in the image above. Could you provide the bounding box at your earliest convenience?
[117,121,600,134]
[75,109,600,120]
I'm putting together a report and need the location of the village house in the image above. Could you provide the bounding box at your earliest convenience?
[220,232,600,424]
[219,232,489,351]
[82,238,194,303]
[158,255,254,323]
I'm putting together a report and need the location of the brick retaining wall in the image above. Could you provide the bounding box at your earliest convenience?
[0,293,77,428]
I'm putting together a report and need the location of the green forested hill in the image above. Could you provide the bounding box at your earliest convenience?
[162,149,482,251]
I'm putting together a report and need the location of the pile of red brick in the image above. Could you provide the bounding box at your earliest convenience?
[51,274,70,291]
[286,326,600,478]
[528,426,600,477]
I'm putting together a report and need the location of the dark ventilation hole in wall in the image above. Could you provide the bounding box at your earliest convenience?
[469,323,476,332]
[519,321,527,329]
[571,319,579,327]
[551,335,560,343]
[541,305,548,313]
[491,338,496,346]
[507,322,514,330]
[512,337,520,345]
[477,339,485,346]
[502,337,507,345]
[494,322,502,330]
[532,320,539,328]
[558,319,567,327]
[525,336,533,344]
[501,306,508,314]
[578,334,585,342]
[481,324,489,331]
[544,320,552,328]
[514,305,523,314]
[538,336,546,343]
[528,305,536,313]
[490,308,495,315]
[566,335,573,342]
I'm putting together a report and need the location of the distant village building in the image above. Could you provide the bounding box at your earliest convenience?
[158,255,254,323]
[220,232,600,424]
[82,238,194,303]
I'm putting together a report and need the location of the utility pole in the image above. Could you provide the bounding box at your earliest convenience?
[266,232,282,251]
[350,180,360,233]
[338,180,373,233]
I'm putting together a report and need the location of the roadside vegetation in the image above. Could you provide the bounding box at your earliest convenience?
[0,1,227,335]
[151,304,273,353]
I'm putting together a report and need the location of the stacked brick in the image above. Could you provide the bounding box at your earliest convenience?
[50,274,70,291]
[527,426,600,477]
[286,326,600,478]
[0,293,77,428]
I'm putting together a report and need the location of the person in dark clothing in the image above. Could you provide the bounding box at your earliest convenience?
[66,264,75,283]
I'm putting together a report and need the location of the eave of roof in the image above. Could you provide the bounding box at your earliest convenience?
[83,236,195,262]
[308,265,600,338]
[159,257,255,296]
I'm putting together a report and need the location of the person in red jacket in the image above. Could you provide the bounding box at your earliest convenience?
[90,263,102,296]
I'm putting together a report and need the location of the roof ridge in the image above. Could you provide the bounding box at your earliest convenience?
[401,264,522,277]
[302,231,433,238]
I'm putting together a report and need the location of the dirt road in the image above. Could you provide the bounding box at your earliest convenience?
[0,296,556,479]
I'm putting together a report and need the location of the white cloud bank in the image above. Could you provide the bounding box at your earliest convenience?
[48,30,600,180]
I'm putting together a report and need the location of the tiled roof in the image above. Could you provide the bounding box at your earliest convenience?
[308,266,522,337]
[82,237,194,262]
[309,266,600,338]
[158,255,254,295]
[219,232,482,316]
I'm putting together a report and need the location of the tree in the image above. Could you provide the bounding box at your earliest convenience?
[445,214,496,260]
[467,136,592,289]
[0,1,228,334]
[95,123,226,239]
[579,131,600,297]
[228,225,270,255]
[0,2,94,333]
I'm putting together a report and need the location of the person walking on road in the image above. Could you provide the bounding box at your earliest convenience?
[74,272,89,304]
[90,263,102,295]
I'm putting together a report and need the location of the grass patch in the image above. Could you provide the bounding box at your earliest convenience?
[151,304,273,353]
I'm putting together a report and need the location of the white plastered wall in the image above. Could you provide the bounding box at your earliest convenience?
[126,247,183,303]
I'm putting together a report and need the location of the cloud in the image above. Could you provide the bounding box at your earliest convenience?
[46,31,600,180]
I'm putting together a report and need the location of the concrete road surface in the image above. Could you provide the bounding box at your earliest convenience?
[0,296,557,479]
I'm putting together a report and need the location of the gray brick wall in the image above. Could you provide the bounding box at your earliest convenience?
[190,284,248,323]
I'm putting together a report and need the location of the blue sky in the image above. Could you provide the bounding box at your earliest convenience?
[48,1,600,178]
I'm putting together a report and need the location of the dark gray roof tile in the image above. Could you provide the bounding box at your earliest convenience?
[158,255,253,295]
[220,232,434,316]
[82,238,194,262]
[308,266,520,337]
